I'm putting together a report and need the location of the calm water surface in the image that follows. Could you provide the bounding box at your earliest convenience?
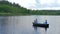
[0,15,60,34]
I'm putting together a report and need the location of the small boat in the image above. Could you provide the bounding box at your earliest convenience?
[33,18,49,28]
[33,23,49,28]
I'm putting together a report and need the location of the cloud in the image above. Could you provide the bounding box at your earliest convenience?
[29,0,60,10]
[17,0,36,8]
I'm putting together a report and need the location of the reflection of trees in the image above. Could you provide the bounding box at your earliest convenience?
[0,17,8,26]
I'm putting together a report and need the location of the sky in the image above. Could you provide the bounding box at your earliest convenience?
[8,0,60,10]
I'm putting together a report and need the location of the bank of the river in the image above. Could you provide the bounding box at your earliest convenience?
[0,11,60,16]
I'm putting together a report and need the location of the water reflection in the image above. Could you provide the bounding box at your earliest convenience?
[33,26,47,34]
[33,27,40,34]
[33,26,37,31]
[33,26,48,31]
[45,28,47,31]
[33,25,48,34]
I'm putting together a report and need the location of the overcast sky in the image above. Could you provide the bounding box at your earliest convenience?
[8,0,60,10]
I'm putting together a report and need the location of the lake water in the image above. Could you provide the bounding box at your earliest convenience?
[0,15,60,34]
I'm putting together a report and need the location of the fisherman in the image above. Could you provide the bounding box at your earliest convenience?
[45,20,47,24]
[34,18,38,23]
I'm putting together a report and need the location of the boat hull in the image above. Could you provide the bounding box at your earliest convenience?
[33,23,49,28]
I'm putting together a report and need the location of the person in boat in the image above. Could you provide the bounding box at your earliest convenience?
[45,20,47,24]
[34,18,38,24]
